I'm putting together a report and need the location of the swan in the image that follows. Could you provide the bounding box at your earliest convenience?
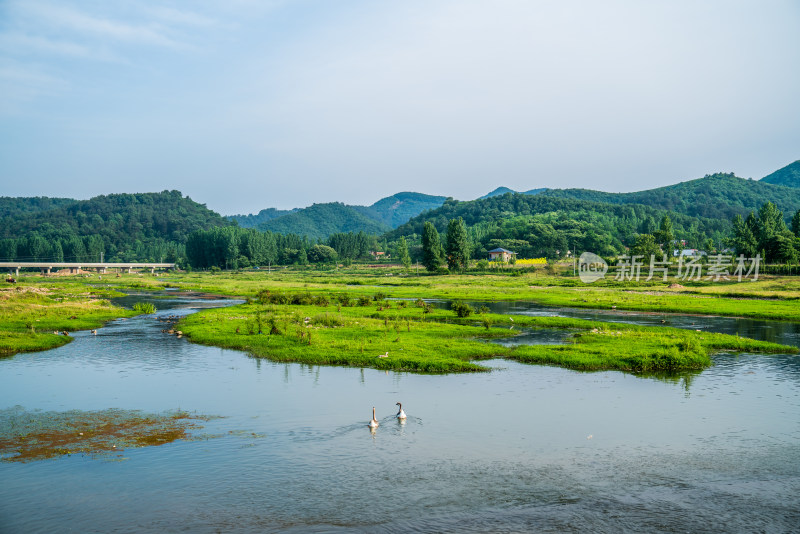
[368,407,379,428]
[396,402,407,420]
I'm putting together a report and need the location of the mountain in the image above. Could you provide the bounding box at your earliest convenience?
[480,187,517,199]
[389,193,728,258]
[479,187,547,199]
[363,192,447,228]
[0,197,77,218]
[761,160,800,188]
[0,190,232,262]
[229,208,296,229]
[250,192,447,239]
[539,173,800,222]
[258,203,391,241]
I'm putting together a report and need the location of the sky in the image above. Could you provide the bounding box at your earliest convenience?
[1,0,799,215]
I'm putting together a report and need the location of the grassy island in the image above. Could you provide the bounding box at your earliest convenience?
[3,270,798,373]
[177,290,797,374]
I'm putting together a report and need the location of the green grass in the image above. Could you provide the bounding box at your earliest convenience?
[62,266,800,323]
[6,270,800,371]
[0,285,137,357]
[177,292,797,374]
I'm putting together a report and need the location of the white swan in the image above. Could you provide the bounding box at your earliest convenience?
[368,407,379,428]
[396,402,407,420]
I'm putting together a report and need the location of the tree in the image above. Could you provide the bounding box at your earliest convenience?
[307,244,338,264]
[445,217,470,271]
[421,222,444,272]
[630,234,661,259]
[792,209,800,238]
[757,202,786,245]
[395,236,411,269]
[654,215,674,249]
[731,214,758,257]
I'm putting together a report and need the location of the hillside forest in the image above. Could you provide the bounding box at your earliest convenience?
[1,162,800,270]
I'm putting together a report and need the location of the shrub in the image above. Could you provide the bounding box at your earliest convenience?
[451,302,473,318]
[313,295,330,307]
[133,302,157,314]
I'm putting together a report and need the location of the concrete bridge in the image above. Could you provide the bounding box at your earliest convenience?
[0,262,175,276]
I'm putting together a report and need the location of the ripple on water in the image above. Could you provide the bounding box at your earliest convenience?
[1,293,800,532]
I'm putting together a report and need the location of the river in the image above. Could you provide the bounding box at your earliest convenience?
[1,292,798,532]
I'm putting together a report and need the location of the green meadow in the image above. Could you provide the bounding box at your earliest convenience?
[0,283,136,357]
[75,266,800,323]
[177,290,796,374]
[3,268,798,372]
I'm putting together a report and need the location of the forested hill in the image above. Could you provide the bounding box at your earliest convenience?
[0,196,77,218]
[479,187,547,199]
[228,208,295,228]
[388,193,729,258]
[363,192,447,228]
[253,192,447,239]
[539,173,800,222]
[761,160,800,188]
[0,190,232,263]
[258,203,391,241]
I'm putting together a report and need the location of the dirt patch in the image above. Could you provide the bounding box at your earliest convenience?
[0,407,220,462]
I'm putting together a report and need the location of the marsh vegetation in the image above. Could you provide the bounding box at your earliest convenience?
[0,407,215,462]
[177,290,796,374]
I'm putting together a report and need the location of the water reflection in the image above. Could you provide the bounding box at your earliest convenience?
[452,299,800,348]
[0,291,798,532]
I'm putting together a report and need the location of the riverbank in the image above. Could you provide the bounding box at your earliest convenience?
[72,267,800,323]
[0,284,137,357]
[5,272,799,371]
[177,291,796,374]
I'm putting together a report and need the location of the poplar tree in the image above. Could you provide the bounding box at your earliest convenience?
[421,222,444,272]
[446,217,470,272]
[396,236,411,269]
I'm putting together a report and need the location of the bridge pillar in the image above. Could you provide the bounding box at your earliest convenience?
[122,267,131,274]
[15,267,19,277]
[96,267,106,274]
[41,267,50,276]
[150,267,155,274]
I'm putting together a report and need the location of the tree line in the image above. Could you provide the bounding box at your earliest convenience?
[184,227,384,269]
[729,202,800,263]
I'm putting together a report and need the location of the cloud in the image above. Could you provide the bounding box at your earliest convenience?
[144,6,217,28]
[12,2,182,48]
[0,33,121,62]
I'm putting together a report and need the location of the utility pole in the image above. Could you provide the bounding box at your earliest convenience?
[572,243,576,277]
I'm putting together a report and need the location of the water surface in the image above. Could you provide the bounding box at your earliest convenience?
[1,293,798,532]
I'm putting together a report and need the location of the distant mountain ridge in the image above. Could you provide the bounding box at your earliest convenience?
[479,187,547,199]
[258,202,391,240]
[229,208,297,229]
[538,173,800,222]
[761,160,800,188]
[251,191,448,239]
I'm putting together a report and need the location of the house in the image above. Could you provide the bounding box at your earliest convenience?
[673,248,707,257]
[488,248,517,262]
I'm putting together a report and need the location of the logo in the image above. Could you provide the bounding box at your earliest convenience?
[579,252,608,283]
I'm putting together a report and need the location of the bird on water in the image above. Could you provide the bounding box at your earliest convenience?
[368,407,379,428]
[396,402,407,420]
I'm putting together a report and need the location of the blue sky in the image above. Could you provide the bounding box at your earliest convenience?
[1,0,799,215]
